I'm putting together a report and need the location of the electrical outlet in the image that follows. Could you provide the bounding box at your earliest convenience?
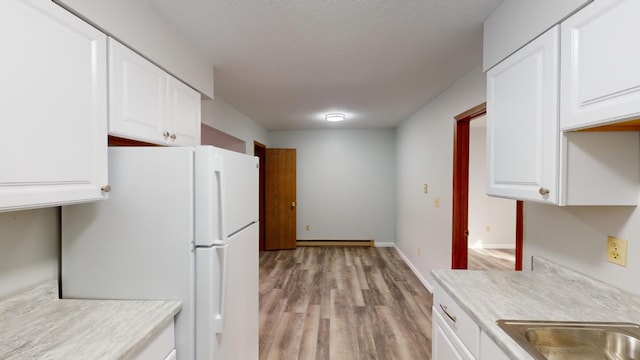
[417,247,422,255]
[423,184,428,194]
[485,225,491,232]
[607,236,627,267]
[434,197,440,207]
[305,225,310,231]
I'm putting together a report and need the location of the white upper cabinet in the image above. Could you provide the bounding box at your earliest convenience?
[483,0,592,71]
[167,76,202,146]
[109,39,201,146]
[0,0,108,212]
[487,26,560,204]
[560,0,640,130]
[486,25,639,205]
[108,38,167,144]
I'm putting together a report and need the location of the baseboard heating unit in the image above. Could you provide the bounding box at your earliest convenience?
[296,239,374,247]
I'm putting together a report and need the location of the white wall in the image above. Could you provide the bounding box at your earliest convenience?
[524,203,640,295]
[269,129,396,244]
[0,208,59,298]
[468,125,516,249]
[202,98,270,153]
[395,65,486,289]
[54,0,214,98]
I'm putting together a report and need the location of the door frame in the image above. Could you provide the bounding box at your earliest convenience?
[254,141,267,251]
[452,102,523,270]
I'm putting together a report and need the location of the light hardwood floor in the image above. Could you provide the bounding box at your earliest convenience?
[259,247,516,360]
[467,248,515,271]
[259,247,433,360]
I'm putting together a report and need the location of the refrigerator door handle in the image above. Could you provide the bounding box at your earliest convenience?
[213,243,229,333]
[214,155,227,243]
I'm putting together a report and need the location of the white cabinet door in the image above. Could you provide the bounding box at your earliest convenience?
[108,38,167,144]
[487,26,560,204]
[433,309,476,360]
[479,331,510,360]
[0,0,108,212]
[561,0,640,130]
[167,76,201,146]
[109,38,200,146]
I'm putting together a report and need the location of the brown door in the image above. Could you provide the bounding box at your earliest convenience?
[452,102,523,270]
[265,148,297,250]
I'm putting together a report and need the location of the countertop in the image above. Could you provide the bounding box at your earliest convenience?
[0,280,181,360]
[432,257,640,360]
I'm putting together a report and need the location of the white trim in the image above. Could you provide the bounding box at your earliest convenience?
[374,242,395,248]
[393,245,433,293]
[468,244,515,249]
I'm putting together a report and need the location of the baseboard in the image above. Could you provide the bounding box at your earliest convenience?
[296,239,373,247]
[393,245,433,293]
[374,242,395,248]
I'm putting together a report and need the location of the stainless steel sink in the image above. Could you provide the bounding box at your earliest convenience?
[497,320,640,360]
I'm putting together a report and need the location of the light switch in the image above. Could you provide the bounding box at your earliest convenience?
[434,197,440,207]
[423,184,428,193]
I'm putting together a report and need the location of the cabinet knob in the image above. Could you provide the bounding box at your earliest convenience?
[539,187,550,196]
[163,131,170,138]
[101,185,111,193]
[170,133,177,140]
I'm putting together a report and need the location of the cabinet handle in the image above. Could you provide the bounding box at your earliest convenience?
[101,185,111,193]
[170,133,177,140]
[439,304,457,323]
[163,131,170,138]
[539,187,550,196]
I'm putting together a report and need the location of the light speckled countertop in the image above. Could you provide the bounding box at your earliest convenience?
[0,280,181,360]
[432,257,640,360]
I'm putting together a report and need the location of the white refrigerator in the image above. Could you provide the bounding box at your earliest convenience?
[61,146,259,360]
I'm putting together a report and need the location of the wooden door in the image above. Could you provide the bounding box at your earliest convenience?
[265,149,297,250]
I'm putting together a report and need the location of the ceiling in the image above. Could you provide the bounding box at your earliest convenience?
[145,0,502,130]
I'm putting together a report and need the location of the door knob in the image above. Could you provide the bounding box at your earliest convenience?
[291,202,296,208]
[539,187,550,196]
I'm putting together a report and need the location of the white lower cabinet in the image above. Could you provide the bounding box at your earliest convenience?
[479,331,510,360]
[109,38,201,146]
[0,0,108,212]
[132,320,176,360]
[433,284,512,360]
[433,309,476,360]
[433,284,480,360]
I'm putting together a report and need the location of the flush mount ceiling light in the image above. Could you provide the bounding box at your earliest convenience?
[325,113,345,122]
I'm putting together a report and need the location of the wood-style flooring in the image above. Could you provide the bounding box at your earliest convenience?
[467,248,515,271]
[259,247,433,360]
[259,247,516,360]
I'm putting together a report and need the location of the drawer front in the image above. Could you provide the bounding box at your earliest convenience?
[133,320,175,360]
[433,283,480,358]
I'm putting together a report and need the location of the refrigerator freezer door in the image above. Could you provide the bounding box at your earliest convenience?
[195,223,259,360]
[195,146,259,247]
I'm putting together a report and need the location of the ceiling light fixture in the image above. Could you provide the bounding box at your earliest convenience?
[325,113,345,122]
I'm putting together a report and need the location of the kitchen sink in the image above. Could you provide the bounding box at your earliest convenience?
[496,320,640,360]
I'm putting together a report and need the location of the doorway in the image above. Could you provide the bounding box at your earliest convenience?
[452,103,523,270]
[254,141,266,251]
